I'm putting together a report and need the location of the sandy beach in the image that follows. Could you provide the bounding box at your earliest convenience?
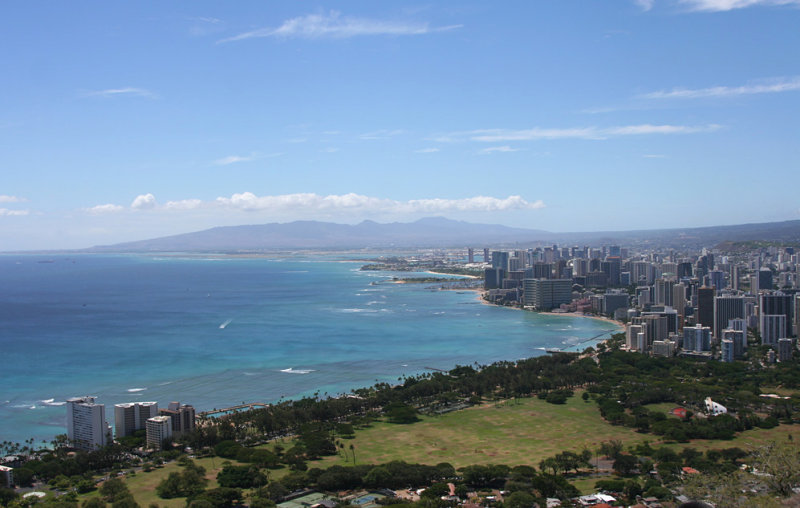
[472,290,625,332]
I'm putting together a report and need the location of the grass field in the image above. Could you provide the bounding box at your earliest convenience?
[311,392,800,471]
[311,392,656,469]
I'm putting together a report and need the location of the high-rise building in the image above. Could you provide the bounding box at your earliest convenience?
[673,283,687,327]
[652,339,676,357]
[145,415,173,450]
[760,292,794,337]
[758,268,774,292]
[626,324,643,351]
[760,314,787,347]
[602,257,621,286]
[0,465,13,489]
[697,287,715,328]
[721,339,735,362]
[158,402,196,436]
[709,270,726,291]
[484,267,504,289]
[603,291,629,317]
[683,324,711,353]
[522,279,572,310]
[732,265,743,291]
[483,248,490,264]
[491,251,510,271]
[114,402,158,438]
[714,295,746,339]
[467,248,474,264]
[722,328,746,358]
[654,279,674,306]
[67,396,110,450]
[778,338,794,362]
[795,294,800,337]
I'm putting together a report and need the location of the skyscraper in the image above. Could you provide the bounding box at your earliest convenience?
[714,295,746,339]
[760,314,786,347]
[523,278,572,310]
[697,287,715,328]
[114,402,158,438]
[491,251,510,271]
[67,396,110,450]
[760,292,794,337]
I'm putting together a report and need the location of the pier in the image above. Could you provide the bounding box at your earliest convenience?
[198,402,269,417]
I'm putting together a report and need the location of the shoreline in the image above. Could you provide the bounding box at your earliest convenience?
[471,289,624,339]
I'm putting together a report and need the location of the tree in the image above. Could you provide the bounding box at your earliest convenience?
[100,478,131,504]
[0,488,19,507]
[612,454,638,476]
[217,465,267,489]
[82,499,107,508]
[504,491,535,508]
[751,441,800,496]
[385,403,419,424]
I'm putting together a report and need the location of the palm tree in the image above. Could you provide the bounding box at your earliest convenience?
[350,444,356,465]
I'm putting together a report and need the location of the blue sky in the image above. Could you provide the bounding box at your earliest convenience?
[1,0,799,249]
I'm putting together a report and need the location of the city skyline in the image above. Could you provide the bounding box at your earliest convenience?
[2,1,799,250]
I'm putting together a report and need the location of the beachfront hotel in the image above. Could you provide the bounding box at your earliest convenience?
[66,396,111,450]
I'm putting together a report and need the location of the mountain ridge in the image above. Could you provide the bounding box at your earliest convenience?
[86,217,800,252]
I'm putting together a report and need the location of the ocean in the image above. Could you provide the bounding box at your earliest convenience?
[0,253,618,445]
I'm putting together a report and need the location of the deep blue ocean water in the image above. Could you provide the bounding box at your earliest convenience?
[0,253,618,445]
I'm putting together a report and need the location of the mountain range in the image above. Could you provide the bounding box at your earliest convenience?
[87,217,800,252]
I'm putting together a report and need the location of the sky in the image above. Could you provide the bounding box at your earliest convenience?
[1,0,799,250]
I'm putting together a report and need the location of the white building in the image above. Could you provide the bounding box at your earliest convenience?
[67,396,110,450]
[0,465,13,488]
[145,416,173,450]
[704,397,727,416]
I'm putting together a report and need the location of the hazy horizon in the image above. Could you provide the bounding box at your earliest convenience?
[2,2,799,250]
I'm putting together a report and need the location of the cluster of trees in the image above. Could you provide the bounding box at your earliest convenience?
[155,459,208,499]
[181,353,599,452]
[589,344,800,439]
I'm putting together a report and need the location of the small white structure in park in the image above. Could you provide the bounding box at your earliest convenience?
[705,397,727,416]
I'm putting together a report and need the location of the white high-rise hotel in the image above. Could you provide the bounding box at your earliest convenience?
[66,396,111,450]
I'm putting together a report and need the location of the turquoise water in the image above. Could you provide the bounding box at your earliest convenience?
[0,254,618,445]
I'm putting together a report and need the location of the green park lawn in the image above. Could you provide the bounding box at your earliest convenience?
[312,392,656,469]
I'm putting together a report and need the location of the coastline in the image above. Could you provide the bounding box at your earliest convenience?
[471,289,624,337]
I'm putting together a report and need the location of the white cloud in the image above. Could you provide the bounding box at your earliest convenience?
[214,192,544,214]
[442,124,721,143]
[679,0,800,11]
[214,154,254,165]
[84,87,157,99]
[86,204,125,214]
[414,148,440,153]
[322,147,340,153]
[634,0,656,10]
[164,199,203,210]
[643,154,667,158]
[359,129,404,140]
[643,76,800,99]
[0,208,29,216]
[131,193,157,210]
[219,11,461,43]
[479,146,521,154]
[0,195,27,203]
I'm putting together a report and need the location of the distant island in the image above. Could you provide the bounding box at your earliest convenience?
[76,216,800,253]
